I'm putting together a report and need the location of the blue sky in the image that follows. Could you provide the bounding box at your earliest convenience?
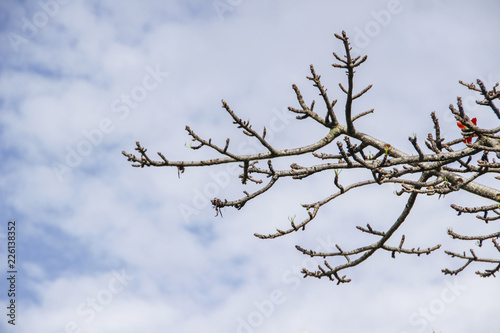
[1,0,499,332]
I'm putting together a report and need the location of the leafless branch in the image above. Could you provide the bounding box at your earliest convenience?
[123,31,500,284]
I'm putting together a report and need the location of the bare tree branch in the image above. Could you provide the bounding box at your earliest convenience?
[123,30,500,284]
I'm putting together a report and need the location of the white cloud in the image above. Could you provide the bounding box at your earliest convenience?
[1,0,499,332]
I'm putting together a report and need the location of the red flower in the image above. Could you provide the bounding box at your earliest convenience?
[456,117,477,143]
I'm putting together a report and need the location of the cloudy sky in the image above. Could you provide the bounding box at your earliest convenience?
[1,0,499,332]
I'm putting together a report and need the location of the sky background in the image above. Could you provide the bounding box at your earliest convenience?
[0,0,499,332]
